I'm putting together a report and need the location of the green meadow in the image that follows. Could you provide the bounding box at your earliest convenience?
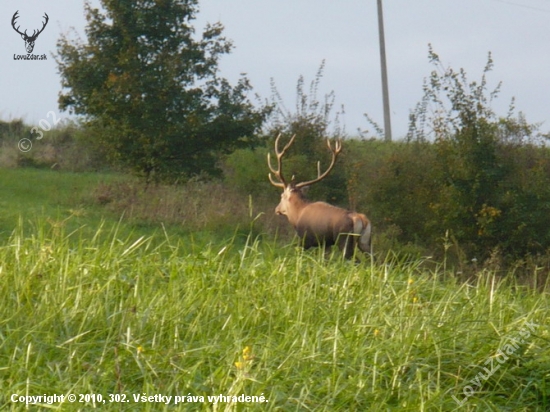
[0,168,548,411]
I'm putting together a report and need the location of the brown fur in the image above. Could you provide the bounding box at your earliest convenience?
[276,187,371,258]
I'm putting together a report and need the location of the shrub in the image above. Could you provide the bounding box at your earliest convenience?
[372,48,550,261]
[0,119,111,172]
[222,147,273,196]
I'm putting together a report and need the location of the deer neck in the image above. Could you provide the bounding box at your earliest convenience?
[286,191,310,226]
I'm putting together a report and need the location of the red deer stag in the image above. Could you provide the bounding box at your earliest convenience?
[268,134,371,258]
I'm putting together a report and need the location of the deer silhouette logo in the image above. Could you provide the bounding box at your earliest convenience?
[11,11,49,54]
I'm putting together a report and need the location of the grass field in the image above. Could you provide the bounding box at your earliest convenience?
[0,168,549,411]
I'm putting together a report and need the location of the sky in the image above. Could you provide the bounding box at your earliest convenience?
[0,0,549,139]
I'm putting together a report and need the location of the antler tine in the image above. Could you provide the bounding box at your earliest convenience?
[11,11,25,36]
[267,134,296,188]
[36,13,49,36]
[294,137,343,189]
[332,137,342,154]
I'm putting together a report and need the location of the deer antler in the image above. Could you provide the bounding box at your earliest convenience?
[267,134,342,189]
[11,11,49,40]
[267,134,296,188]
[293,138,342,189]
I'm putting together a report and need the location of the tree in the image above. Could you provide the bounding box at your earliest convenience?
[56,0,268,181]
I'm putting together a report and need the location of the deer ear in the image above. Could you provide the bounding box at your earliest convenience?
[299,185,310,195]
[21,34,25,40]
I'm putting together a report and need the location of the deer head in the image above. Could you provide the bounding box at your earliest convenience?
[267,133,342,218]
[11,11,49,54]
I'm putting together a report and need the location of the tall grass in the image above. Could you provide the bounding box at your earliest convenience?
[0,218,548,411]
[92,177,289,239]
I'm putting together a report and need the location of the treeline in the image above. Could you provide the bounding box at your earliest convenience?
[2,104,550,265]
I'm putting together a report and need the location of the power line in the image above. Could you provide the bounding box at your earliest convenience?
[491,0,550,13]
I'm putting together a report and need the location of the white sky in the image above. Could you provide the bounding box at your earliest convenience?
[1,0,549,139]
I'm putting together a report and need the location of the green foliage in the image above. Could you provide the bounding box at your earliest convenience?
[0,119,109,171]
[0,118,25,139]
[367,141,440,243]
[55,0,268,181]
[370,47,550,260]
[222,147,273,196]
[0,118,28,168]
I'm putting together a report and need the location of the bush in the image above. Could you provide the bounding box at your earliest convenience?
[222,147,273,196]
[366,141,441,244]
[368,48,550,261]
[0,118,111,172]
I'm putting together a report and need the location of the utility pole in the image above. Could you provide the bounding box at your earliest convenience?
[377,0,392,141]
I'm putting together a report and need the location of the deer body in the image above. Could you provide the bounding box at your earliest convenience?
[268,135,371,258]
